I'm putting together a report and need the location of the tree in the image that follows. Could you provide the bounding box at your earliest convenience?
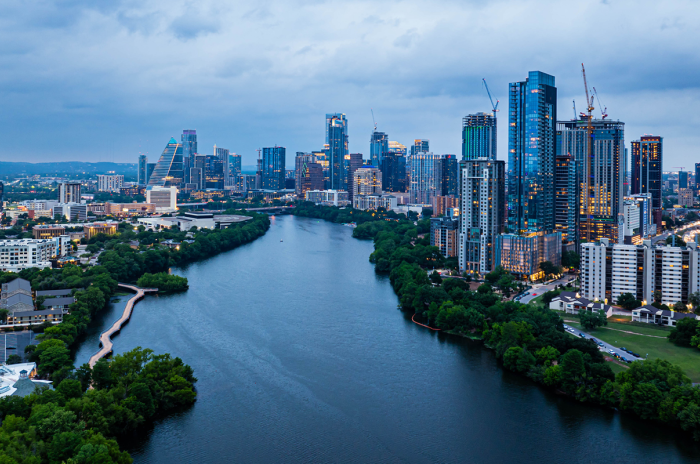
[561,251,581,269]
[688,291,700,314]
[560,349,585,394]
[668,318,699,347]
[5,354,22,364]
[542,290,561,306]
[92,358,112,390]
[429,270,442,285]
[0,308,8,324]
[539,261,561,279]
[579,309,608,331]
[535,346,560,366]
[617,292,641,310]
[675,301,689,312]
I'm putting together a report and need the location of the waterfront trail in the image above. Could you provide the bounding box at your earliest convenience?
[88,283,158,368]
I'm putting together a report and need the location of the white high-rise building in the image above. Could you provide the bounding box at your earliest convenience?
[97,175,124,192]
[58,182,81,203]
[458,158,505,275]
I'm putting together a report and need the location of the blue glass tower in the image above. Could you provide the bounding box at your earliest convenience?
[148,137,184,188]
[262,146,286,190]
[326,114,348,190]
[370,131,388,167]
[181,130,197,184]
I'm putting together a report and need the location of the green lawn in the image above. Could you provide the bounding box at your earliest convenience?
[607,361,629,376]
[566,320,700,382]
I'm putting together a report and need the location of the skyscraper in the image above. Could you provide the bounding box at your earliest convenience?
[462,113,497,160]
[382,142,407,192]
[205,147,225,189]
[370,131,388,168]
[353,167,382,196]
[695,163,700,190]
[458,158,505,275]
[295,153,324,197]
[181,130,197,184]
[679,170,688,189]
[631,136,663,214]
[0,182,4,213]
[138,155,148,186]
[346,153,364,202]
[410,139,429,157]
[438,155,459,196]
[148,137,184,188]
[409,152,441,204]
[326,114,348,190]
[58,182,81,203]
[262,146,286,190]
[558,118,625,244]
[498,71,561,278]
[554,153,577,243]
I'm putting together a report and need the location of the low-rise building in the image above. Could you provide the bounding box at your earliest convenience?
[353,194,397,211]
[146,186,178,213]
[32,225,66,239]
[305,190,350,207]
[549,291,613,315]
[104,202,156,217]
[631,305,699,327]
[0,237,70,272]
[83,222,118,240]
[53,202,87,221]
[0,363,53,398]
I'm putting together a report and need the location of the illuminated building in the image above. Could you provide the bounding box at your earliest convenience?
[462,112,496,160]
[346,153,364,201]
[353,194,397,211]
[370,131,388,168]
[353,167,382,197]
[326,114,348,190]
[181,129,197,184]
[459,158,505,275]
[495,232,562,280]
[431,216,459,258]
[383,142,407,192]
[103,202,156,217]
[679,188,694,207]
[295,153,324,197]
[97,175,124,193]
[148,137,184,188]
[53,203,87,221]
[432,195,459,218]
[262,146,286,190]
[554,154,577,243]
[631,135,662,226]
[304,189,349,206]
[557,119,625,245]
[83,222,118,240]
[32,225,66,239]
[58,182,81,204]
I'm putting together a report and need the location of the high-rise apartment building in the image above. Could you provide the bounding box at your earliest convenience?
[58,182,81,204]
[353,167,382,197]
[679,171,689,190]
[138,155,148,186]
[97,175,124,193]
[295,153,324,197]
[431,217,459,258]
[438,155,459,196]
[679,188,694,207]
[557,119,625,245]
[326,114,348,190]
[462,112,497,160]
[631,136,662,217]
[498,71,561,278]
[346,153,364,201]
[458,158,505,275]
[225,153,242,189]
[370,131,388,168]
[384,142,407,192]
[181,130,197,184]
[148,137,184,188]
[409,152,441,204]
[262,146,286,190]
[554,154,577,243]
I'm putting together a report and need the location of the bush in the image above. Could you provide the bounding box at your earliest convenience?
[137,273,189,293]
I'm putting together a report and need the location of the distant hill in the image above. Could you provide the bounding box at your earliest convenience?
[0,161,137,177]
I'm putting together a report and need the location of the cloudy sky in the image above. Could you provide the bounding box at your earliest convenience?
[1,0,698,168]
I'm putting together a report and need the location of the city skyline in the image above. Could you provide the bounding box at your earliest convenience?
[0,1,697,167]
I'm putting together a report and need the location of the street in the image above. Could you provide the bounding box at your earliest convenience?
[563,323,643,363]
[517,275,577,304]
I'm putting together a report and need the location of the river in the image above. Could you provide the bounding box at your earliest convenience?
[74,215,700,463]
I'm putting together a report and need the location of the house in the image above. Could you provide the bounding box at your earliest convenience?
[631,305,699,327]
[0,363,53,398]
[35,288,77,298]
[549,291,613,315]
[42,296,75,311]
[2,294,35,314]
[9,309,66,326]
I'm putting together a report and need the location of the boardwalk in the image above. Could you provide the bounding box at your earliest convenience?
[88,283,158,368]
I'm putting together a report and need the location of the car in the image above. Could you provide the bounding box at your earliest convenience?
[597,342,604,347]
[608,349,615,355]
[579,333,585,338]
[621,357,630,363]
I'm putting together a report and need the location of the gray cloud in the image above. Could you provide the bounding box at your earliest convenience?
[0,0,699,169]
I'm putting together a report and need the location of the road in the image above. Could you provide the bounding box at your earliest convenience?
[562,323,643,363]
[517,275,578,304]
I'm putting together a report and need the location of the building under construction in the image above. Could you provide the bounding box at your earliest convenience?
[556,118,625,246]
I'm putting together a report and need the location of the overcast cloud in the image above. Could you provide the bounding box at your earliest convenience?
[0,0,698,168]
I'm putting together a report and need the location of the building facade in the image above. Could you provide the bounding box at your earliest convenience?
[462,112,497,160]
[554,153,577,243]
[262,146,286,190]
[0,237,70,272]
[304,190,349,206]
[58,182,81,204]
[53,203,87,221]
[326,114,348,190]
[138,155,148,186]
[146,186,178,212]
[97,175,124,193]
[431,216,459,258]
[353,194,397,211]
[631,135,662,223]
[353,167,382,197]
[148,137,184,188]
[458,159,505,275]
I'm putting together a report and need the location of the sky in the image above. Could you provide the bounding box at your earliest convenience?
[1,0,699,168]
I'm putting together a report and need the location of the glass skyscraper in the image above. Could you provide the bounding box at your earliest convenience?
[631,136,662,210]
[326,114,348,190]
[181,130,197,184]
[370,131,388,168]
[462,112,496,160]
[148,137,184,188]
[262,146,286,190]
[138,154,148,186]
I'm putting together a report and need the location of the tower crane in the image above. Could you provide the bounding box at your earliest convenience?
[482,78,499,115]
[592,87,607,119]
[371,109,377,133]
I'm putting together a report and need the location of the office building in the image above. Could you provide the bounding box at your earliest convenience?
[146,186,178,212]
[458,158,506,275]
[409,152,439,204]
[295,153,324,197]
[326,114,348,190]
[346,153,364,201]
[353,194,397,211]
[679,188,694,207]
[462,112,497,160]
[432,195,459,217]
[353,167,382,197]
[32,225,66,239]
[370,131,388,168]
[58,182,81,204]
[146,163,156,184]
[83,222,118,240]
[383,142,407,192]
[431,216,459,258]
[181,129,197,184]
[555,154,577,243]
[410,139,429,157]
[500,71,561,277]
[97,175,124,193]
[679,171,689,189]
[53,203,87,222]
[225,152,242,189]
[631,136,662,226]
[262,147,286,190]
[104,202,156,217]
[205,153,224,189]
[557,119,625,244]
[148,137,184,188]
[138,155,148,186]
[581,239,700,307]
[304,189,349,206]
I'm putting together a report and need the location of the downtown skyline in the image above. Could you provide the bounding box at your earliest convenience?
[1,0,698,166]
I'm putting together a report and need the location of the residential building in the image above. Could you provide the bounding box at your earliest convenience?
[679,188,694,207]
[326,113,348,190]
[383,142,407,192]
[580,239,700,306]
[295,153,324,197]
[557,119,625,245]
[32,225,66,239]
[459,159,506,275]
[262,147,286,190]
[370,131,388,168]
[146,186,178,213]
[353,167,382,197]
[409,152,446,205]
[554,153,577,243]
[346,153,364,201]
[0,237,70,272]
[631,135,662,226]
[548,291,613,315]
[97,174,124,193]
[431,216,459,258]
[53,203,87,221]
[432,195,459,218]
[353,194,397,211]
[304,190,349,207]
[138,155,148,186]
[58,182,81,203]
[148,137,184,188]
[462,112,496,160]
[225,152,242,190]
[632,306,698,327]
[494,232,562,280]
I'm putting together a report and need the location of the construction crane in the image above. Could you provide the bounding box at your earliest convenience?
[482,78,499,115]
[581,63,595,243]
[592,87,607,119]
[371,109,377,133]
[672,166,686,171]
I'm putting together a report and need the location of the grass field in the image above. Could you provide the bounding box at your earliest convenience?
[566,320,700,382]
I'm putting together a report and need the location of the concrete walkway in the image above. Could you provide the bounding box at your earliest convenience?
[88,283,157,368]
